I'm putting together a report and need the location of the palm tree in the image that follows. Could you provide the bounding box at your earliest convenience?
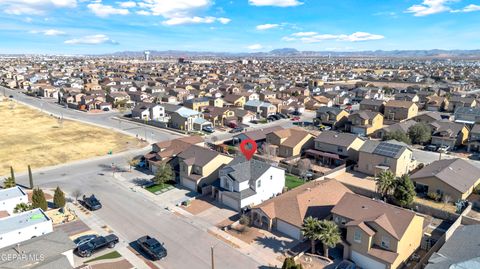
[3,177,16,188]
[375,170,396,198]
[301,216,321,254]
[318,220,341,259]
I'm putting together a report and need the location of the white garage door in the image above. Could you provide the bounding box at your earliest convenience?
[276,220,301,240]
[181,177,197,191]
[351,251,386,269]
[221,194,239,211]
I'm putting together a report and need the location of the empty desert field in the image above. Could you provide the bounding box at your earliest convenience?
[0,98,145,176]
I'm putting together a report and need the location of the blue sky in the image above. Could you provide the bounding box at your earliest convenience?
[0,0,479,54]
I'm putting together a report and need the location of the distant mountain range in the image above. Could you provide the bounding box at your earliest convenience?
[105,48,480,58]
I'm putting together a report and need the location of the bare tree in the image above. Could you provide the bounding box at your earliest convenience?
[442,195,452,207]
[297,159,311,178]
[71,189,82,202]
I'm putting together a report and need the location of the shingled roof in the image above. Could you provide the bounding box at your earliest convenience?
[411,158,480,193]
[254,179,352,228]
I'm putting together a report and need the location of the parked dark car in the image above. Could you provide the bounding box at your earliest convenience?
[137,235,167,260]
[270,114,281,120]
[267,116,278,121]
[470,153,480,160]
[8,95,13,98]
[250,120,259,124]
[276,113,287,119]
[291,110,302,116]
[202,126,215,133]
[82,194,102,211]
[229,127,244,133]
[76,234,119,257]
[424,144,438,152]
[73,234,98,247]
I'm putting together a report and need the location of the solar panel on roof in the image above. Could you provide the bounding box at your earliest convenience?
[373,143,403,158]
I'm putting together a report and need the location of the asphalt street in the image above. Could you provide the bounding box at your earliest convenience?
[13,154,262,269]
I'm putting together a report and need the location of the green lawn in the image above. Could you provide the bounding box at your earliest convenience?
[146,182,174,193]
[285,174,305,190]
[85,251,121,263]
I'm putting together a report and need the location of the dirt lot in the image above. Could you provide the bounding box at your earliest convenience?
[0,99,144,175]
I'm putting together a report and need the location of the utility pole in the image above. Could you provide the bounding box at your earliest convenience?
[211,246,215,269]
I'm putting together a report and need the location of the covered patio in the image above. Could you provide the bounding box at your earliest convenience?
[304,149,345,167]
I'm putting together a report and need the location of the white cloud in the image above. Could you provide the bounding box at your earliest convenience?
[1,0,77,15]
[291,31,317,37]
[64,34,118,45]
[284,32,385,43]
[136,10,151,15]
[452,4,480,13]
[247,44,263,50]
[30,29,66,36]
[163,16,230,25]
[118,1,136,8]
[248,0,302,7]
[256,23,280,30]
[87,3,129,17]
[405,0,453,16]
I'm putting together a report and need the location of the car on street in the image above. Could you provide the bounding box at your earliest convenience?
[291,111,302,116]
[82,194,102,211]
[276,113,287,119]
[137,235,168,260]
[76,234,119,257]
[335,260,356,269]
[424,144,438,152]
[267,116,278,121]
[437,145,450,153]
[470,153,480,160]
[291,116,301,121]
[74,234,98,247]
[229,127,244,133]
[202,126,215,133]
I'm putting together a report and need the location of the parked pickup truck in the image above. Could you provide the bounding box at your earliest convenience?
[137,235,167,260]
[82,194,102,211]
[76,234,119,258]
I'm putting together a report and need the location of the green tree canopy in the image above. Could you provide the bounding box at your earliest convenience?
[393,175,416,207]
[376,170,396,198]
[53,186,66,208]
[152,164,174,186]
[318,220,341,258]
[301,216,321,254]
[14,203,33,213]
[32,188,48,211]
[408,123,432,145]
[3,177,16,188]
[383,130,411,145]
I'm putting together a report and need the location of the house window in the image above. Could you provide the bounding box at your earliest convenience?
[257,180,262,188]
[381,236,390,249]
[224,180,230,189]
[354,229,362,243]
[337,147,343,153]
[270,175,273,180]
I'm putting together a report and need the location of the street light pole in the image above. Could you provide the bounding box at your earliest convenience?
[211,246,215,269]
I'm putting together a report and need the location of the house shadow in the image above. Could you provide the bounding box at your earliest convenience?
[128,241,151,260]
[131,178,152,187]
[254,236,289,254]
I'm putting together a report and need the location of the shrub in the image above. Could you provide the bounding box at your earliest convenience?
[427,192,441,202]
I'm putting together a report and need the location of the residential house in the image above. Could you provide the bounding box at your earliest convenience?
[315,107,349,130]
[425,96,448,111]
[394,93,419,103]
[203,107,235,127]
[143,136,204,174]
[348,110,384,136]
[454,107,480,124]
[359,99,386,113]
[107,92,131,108]
[131,102,166,122]
[384,100,418,121]
[0,231,76,269]
[309,131,365,163]
[259,91,277,101]
[244,100,277,118]
[212,156,285,211]
[232,108,257,124]
[413,111,445,124]
[467,124,480,152]
[178,145,233,192]
[265,127,315,158]
[233,126,283,146]
[184,97,210,111]
[375,120,417,140]
[356,140,415,177]
[425,224,480,269]
[411,158,480,201]
[332,193,424,269]
[223,94,246,107]
[447,96,477,112]
[169,106,209,131]
[0,208,53,248]
[251,179,352,240]
[0,187,28,216]
[429,120,469,149]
